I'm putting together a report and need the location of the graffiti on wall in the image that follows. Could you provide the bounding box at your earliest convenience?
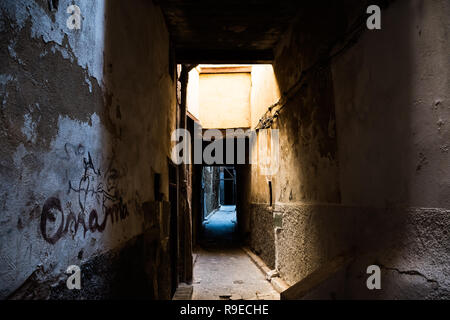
[40,150,129,244]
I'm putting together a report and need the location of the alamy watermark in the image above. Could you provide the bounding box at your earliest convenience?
[63,4,379,31]
[366,265,381,290]
[367,5,381,30]
[66,264,81,290]
[171,123,279,176]
[66,5,81,30]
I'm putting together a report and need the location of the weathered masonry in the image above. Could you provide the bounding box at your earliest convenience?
[0,0,449,299]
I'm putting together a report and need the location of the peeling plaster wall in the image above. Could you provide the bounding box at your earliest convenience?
[0,0,176,299]
[247,0,450,299]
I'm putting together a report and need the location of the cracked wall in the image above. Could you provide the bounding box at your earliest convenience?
[0,0,176,299]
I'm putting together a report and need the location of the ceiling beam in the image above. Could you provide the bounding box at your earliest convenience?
[175,49,273,64]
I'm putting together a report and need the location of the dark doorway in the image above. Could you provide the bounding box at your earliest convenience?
[220,166,236,205]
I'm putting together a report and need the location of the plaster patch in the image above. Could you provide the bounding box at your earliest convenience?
[21,112,38,143]
[39,49,48,58]
[50,113,101,156]
[7,43,23,64]
[50,44,72,62]
[0,74,16,86]
[85,77,92,93]
[13,0,105,85]
[12,143,27,168]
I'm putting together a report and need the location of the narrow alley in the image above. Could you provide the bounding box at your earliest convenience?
[1,0,449,302]
[192,206,279,300]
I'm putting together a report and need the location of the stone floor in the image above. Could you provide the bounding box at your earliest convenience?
[192,206,279,300]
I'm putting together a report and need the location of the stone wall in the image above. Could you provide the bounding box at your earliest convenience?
[249,204,275,269]
[0,0,177,299]
[248,0,450,299]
